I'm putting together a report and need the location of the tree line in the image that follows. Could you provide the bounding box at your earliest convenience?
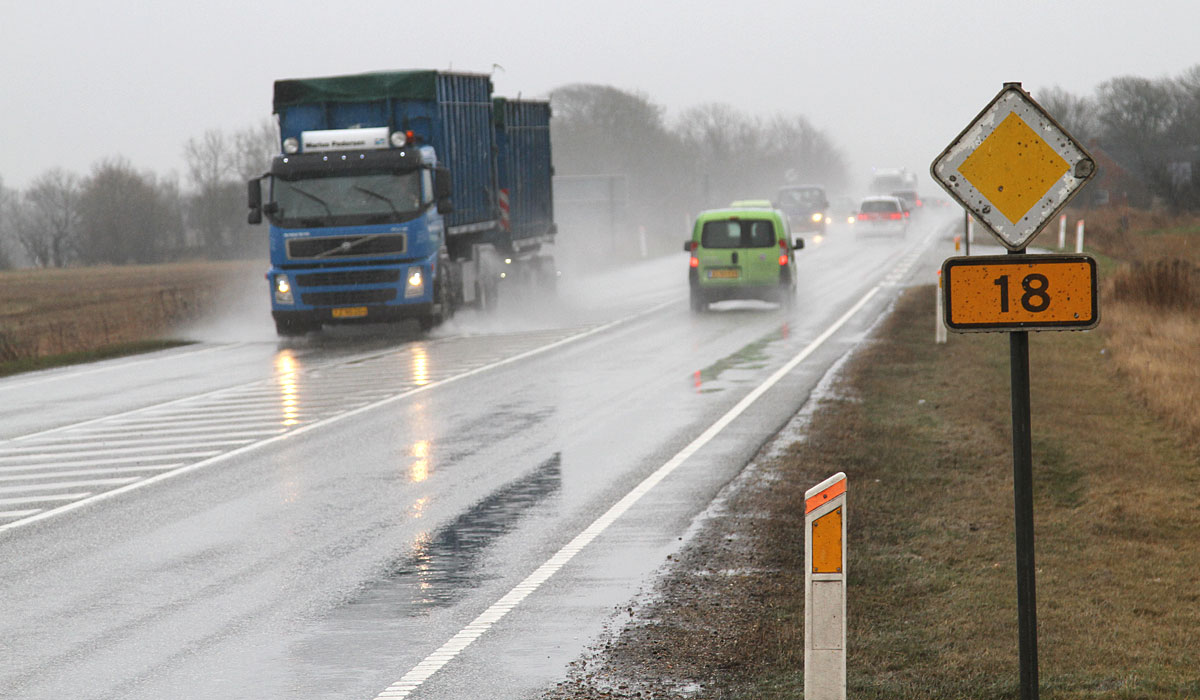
[15,64,1198,271]
[0,120,276,270]
[1038,64,1200,211]
[549,84,848,251]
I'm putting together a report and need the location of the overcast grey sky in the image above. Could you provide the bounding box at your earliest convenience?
[2,0,1197,193]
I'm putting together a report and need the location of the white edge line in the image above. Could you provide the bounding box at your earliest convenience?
[0,302,675,535]
[371,284,882,699]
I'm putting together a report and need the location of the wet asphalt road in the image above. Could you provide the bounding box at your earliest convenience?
[0,214,958,699]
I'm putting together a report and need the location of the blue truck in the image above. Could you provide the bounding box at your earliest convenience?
[247,70,556,336]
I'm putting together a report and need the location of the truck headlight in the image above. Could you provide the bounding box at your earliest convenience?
[274,274,294,304]
[282,137,300,155]
[405,266,425,298]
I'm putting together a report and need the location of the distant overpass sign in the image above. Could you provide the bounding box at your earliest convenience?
[931,83,1095,251]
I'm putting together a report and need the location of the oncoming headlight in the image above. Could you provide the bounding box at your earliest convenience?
[405,266,425,298]
[274,274,294,304]
[811,212,823,223]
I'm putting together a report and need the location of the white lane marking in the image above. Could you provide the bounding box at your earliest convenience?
[0,343,249,392]
[0,455,212,471]
[0,465,182,482]
[66,426,286,439]
[0,477,141,494]
[0,493,91,506]
[0,446,228,461]
[0,434,256,451]
[0,300,676,535]
[0,509,42,518]
[371,285,882,699]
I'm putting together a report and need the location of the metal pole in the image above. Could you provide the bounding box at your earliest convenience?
[964,210,971,255]
[1008,247,1038,700]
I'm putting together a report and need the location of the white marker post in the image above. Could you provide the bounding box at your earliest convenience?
[936,271,948,344]
[1058,214,1067,249]
[1075,219,1085,253]
[805,472,847,700]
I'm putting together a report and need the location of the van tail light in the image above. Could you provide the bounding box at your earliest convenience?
[690,256,699,268]
[778,254,789,266]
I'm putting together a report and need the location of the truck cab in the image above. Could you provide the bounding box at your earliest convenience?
[249,133,454,336]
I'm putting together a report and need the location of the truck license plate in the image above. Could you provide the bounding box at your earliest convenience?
[332,306,368,319]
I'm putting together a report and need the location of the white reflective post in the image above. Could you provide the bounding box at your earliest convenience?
[805,472,847,700]
[936,271,948,344]
[1075,219,1085,253]
[1058,214,1067,249]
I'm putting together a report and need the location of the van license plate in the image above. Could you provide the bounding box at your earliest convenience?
[708,269,739,279]
[332,306,368,319]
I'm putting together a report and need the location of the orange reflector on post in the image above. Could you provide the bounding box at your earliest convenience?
[812,506,843,574]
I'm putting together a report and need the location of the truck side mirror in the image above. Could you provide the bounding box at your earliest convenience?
[437,198,454,215]
[434,166,453,199]
[247,178,263,225]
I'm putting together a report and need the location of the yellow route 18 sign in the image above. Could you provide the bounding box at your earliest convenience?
[931,83,1095,251]
[942,254,1098,332]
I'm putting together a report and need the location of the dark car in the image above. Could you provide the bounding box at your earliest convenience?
[776,185,829,234]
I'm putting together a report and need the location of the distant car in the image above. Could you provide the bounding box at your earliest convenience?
[855,196,909,237]
[685,205,804,312]
[776,185,829,234]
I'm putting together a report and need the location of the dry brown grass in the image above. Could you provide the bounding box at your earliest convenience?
[0,260,261,363]
[1101,304,1200,445]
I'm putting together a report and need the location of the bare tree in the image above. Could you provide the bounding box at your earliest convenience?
[232,118,279,181]
[14,169,82,267]
[0,176,18,269]
[183,130,236,253]
[1036,85,1098,146]
[78,158,180,264]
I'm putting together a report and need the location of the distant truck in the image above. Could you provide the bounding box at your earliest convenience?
[867,168,921,210]
[247,70,556,336]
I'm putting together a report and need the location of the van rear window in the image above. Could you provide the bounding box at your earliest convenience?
[861,200,900,214]
[700,219,776,249]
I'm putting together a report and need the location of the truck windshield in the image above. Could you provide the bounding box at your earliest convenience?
[270,171,423,227]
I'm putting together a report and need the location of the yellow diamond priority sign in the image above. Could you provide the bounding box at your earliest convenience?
[931,83,1095,251]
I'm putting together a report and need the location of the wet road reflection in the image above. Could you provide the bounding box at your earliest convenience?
[363,452,562,614]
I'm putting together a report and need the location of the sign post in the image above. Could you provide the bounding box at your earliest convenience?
[931,83,1097,700]
[805,472,847,700]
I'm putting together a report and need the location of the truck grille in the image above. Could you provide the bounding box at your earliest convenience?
[287,233,407,260]
[301,289,398,306]
[295,269,401,287]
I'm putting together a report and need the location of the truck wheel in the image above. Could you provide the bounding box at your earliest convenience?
[419,275,452,331]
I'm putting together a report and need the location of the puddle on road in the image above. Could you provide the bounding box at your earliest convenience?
[692,324,790,394]
[347,452,562,616]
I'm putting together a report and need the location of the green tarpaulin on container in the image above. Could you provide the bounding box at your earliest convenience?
[273,71,441,111]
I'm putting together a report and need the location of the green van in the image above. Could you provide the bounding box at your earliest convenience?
[685,206,804,312]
